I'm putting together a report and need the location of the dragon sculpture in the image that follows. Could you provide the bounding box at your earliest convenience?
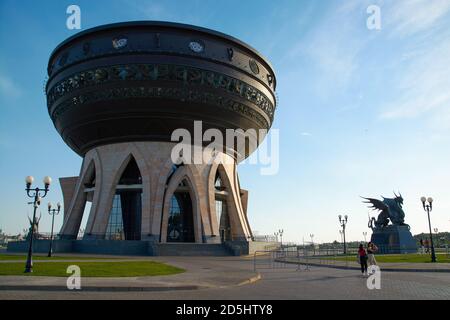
[26,212,41,240]
[362,192,409,230]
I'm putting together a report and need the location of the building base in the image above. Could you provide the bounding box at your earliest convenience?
[59,142,253,246]
[6,240,277,256]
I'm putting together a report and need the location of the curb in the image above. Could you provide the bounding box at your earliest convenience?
[0,273,262,292]
[278,260,450,273]
[237,273,261,286]
[0,285,202,292]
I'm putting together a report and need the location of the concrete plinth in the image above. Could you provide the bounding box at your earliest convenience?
[370,225,418,254]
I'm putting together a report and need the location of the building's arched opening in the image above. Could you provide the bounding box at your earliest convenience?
[106,157,142,240]
[214,171,231,242]
[167,179,195,242]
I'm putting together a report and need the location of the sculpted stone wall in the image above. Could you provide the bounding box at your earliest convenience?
[59,141,252,243]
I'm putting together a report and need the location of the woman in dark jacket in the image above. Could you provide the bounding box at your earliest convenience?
[358,244,368,276]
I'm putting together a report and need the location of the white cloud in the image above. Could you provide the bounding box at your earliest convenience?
[289,1,373,95]
[0,75,21,99]
[386,0,450,37]
[379,34,450,121]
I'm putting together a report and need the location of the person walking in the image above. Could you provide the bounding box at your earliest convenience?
[420,238,425,254]
[367,241,378,267]
[358,244,368,276]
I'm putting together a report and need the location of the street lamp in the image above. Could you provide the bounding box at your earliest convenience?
[363,231,368,243]
[24,176,51,272]
[47,202,61,257]
[278,229,284,247]
[310,234,314,255]
[339,214,348,254]
[433,228,439,248]
[421,196,436,263]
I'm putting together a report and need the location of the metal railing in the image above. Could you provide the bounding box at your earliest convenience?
[253,249,311,272]
[254,244,450,272]
[253,235,278,242]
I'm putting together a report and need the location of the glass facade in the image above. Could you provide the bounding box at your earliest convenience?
[106,194,124,240]
[215,199,231,242]
[105,158,142,240]
[215,172,231,242]
[167,190,195,242]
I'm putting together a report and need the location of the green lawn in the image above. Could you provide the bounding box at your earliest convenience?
[0,261,185,277]
[0,254,118,261]
[327,253,450,263]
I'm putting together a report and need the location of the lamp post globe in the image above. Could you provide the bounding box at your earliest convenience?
[25,176,34,185]
[43,176,52,188]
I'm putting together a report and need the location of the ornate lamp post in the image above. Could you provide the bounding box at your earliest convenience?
[47,202,61,257]
[363,231,368,243]
[421,197,436,263]
[310,234,314,255]
[24,176,51,273]
[433,228,439,248]
[278,229,284,247]
[339,214,348,254]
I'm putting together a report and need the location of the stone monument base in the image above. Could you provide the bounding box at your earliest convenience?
[370,225,417,254]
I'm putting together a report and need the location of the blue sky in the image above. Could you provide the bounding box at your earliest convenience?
[1,0,450,243]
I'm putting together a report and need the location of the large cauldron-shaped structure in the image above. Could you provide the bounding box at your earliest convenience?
[47,21,277,248]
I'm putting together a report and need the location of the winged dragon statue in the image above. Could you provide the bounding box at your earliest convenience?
[362,192,410,230]
[26,212,42,240]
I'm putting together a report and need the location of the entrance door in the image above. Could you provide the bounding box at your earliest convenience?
[167,192,195,242]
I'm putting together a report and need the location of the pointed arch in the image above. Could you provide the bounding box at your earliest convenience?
[149,156,184,237]
[102,154,145,240]
[160,166,202,243]
[166,180,195,242]
[60,149,102,239]
[207,159,251,242]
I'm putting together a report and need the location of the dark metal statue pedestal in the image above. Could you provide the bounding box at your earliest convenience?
[370,225,417,254]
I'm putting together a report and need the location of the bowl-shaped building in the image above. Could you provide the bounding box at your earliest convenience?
[46,21,277,254]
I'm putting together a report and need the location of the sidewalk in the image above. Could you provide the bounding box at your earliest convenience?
[0,256,260,292]
[280,257,450,273]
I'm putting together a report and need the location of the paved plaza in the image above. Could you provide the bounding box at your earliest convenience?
[0,256,449,300]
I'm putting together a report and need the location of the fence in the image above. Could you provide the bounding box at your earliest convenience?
[253,250,308,272]
[253,244,450,272]
[253,235,278,242]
